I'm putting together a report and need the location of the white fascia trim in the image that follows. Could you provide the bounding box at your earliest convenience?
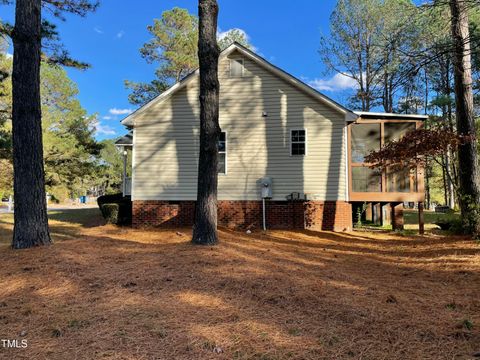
[354,111,428,119]
[131,127,136,201]
[344,124,349,202]
[344,113,354,202]
[121,70,199,127]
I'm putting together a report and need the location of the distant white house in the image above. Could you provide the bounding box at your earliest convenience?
[117,43,426,231]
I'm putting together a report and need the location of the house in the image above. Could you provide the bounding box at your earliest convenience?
[116,43,426,232]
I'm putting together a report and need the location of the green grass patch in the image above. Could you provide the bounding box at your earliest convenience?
[404,210,460,225]
[0,208,104,245]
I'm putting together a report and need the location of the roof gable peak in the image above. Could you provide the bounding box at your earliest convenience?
[121,42,356,127]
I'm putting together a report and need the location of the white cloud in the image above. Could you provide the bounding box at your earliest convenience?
[92,120,116,136]
[308,73,358,92]
[217,27,249,40]
[94,27,104,34]
[102,115,113,120]
[5,53,12,59]
[217,27,257,52]
[116,30,125,39]
[109,108,132,115]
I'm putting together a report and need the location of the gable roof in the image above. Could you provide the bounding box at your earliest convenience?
[115,131,133,146]
[121,42,357,127]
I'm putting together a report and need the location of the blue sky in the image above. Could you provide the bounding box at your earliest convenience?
[2,0,357,140]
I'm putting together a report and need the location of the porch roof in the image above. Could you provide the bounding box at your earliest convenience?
[115,132,133,147]
[353,111,428,121]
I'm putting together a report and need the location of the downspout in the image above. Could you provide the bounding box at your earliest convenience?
[345,112,357,231]
[344,124,350,202]
[260,177,272,231]
[131,127,136,201]
[122,147,127,197]
[263,198,266,231]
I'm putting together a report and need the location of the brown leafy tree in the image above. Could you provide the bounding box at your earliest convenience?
[192,0,220,245]
[365,127,462,171]
[3,0,98,249]
[365,123,478,234]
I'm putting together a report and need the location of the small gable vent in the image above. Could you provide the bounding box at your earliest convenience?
[229,58,244,77]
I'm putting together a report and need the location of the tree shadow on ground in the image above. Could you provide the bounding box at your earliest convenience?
[0,209,479,359]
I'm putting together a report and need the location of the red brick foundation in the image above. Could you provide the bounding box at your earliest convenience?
[304,201,353,232]
[133,200,352,231]
[133,201,195,228]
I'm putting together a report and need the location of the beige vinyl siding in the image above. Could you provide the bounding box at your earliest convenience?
[133,49,347,201]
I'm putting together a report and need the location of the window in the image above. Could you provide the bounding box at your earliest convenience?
[290,129,306,156]
[351,123,380,163]
[218,132,227,174]
[229,59,244,77]
[352,167,382,192]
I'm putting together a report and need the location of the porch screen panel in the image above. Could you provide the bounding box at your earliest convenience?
[387,167,417,192]
[352,167,382,192]
[384,122,416,192]
[384,122,415,143]
[351,124,380,163]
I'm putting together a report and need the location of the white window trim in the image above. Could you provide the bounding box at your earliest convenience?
[219,131,227,175]
[229,58,244,78]
[290,128,307,156]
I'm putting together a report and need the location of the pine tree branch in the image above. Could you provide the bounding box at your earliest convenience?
[42,0,99,20]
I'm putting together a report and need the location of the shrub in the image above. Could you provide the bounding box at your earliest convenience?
[97,194,131,225]
[101,204,120,224]
[97,193,125,206]
[434,218,464,234]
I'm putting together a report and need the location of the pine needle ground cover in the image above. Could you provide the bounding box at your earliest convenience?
[0,209,479,359]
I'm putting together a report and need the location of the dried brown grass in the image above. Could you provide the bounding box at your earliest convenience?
[0,209,479,359]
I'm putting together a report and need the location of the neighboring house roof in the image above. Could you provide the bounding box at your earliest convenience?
[115,131,133,146]
[121,42,358,127]
[354,111,428,120]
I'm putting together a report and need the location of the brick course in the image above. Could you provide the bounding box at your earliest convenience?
[304,201,353,232]
[133,200,352,231]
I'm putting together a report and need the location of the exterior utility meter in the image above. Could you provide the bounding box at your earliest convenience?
[260,177,273,199]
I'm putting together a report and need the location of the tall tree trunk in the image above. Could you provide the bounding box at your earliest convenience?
[449,0,480,236]
[445,58,455,131]
[445,151,455,208]
[382,63,389,112]
[441,155,449,206]
[192,0,220,245]
[424,71,430,209]
[425,160,431,210]
[388,78,393,113]
[424,68,428,115]
[11,0,51,248]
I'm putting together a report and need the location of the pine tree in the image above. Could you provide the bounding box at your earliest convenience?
[192,0,220,245]
[125,7,252,106]
[5,0,98,249]
[449,0,480,236]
